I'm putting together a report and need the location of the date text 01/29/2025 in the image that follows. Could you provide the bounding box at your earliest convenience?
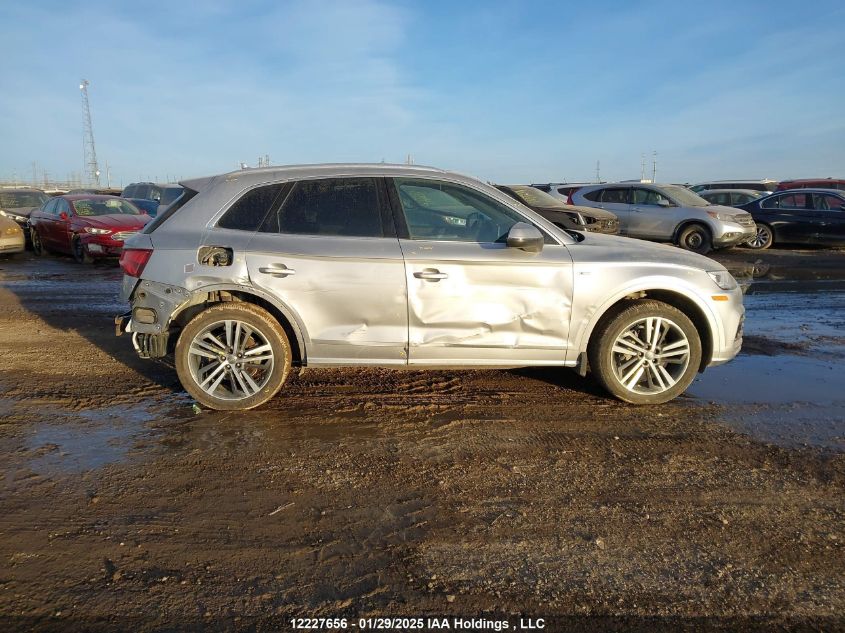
[289,617,546,630]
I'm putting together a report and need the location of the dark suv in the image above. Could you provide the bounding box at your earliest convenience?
[121,182,184,207]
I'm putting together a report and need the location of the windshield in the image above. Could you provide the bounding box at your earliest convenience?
[0,191,48,208]
[72,198,141,217]
[662,185,710,207]
[507,186,565,208]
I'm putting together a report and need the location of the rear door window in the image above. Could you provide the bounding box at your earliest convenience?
[260,177,386,238]
[631,188,671,206]
[582,189,603,202]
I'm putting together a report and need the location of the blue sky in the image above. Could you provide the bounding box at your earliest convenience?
[1,0,843,187]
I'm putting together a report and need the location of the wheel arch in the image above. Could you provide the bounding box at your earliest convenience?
[577,285,717,373]
[170,284,309,365]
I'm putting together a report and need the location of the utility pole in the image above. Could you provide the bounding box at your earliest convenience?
[79,79,101,186]
[651,151,657,184]
[640,153,646,181]
[595,160,601,183]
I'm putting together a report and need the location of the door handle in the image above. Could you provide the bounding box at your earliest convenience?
[258,264,296,277]
[413,269,448,281]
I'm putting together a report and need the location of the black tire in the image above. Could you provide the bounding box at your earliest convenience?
[746,223,773,250]
[588,300,702,405]
[71,235,93,264]
[31,228,47,256]
[175,302,292,411]
[676,223,712,254]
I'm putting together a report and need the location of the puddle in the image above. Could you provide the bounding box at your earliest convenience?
[691,279,845,450]
[26,404,157,474]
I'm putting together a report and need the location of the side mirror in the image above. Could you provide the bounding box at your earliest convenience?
[657,199,671,207]
[506,222,544,253]
[59,211,69,220]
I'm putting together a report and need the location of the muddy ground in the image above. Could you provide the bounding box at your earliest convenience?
[0,247,843,632]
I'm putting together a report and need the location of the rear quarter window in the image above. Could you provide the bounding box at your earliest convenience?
[217,183,291,232]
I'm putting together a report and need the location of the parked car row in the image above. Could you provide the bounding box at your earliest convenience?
[29,195,151,263]
[2,172,842,266]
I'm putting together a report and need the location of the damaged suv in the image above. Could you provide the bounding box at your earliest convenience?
[116,164,744,410]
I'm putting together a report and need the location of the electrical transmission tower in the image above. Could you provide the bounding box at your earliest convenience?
[79,79,101,186]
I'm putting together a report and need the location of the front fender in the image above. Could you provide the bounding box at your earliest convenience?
[570,274,722,361]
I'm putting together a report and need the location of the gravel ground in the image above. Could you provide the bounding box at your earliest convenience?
[0,248,843,632]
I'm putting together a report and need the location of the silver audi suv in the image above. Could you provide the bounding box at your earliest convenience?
[116,164,744,410]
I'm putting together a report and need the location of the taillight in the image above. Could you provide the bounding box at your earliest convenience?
[120,248,152,277]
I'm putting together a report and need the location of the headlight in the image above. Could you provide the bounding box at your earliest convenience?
[706,211,734,222]
[4,226,22,235]
[83,227,112,235]
[708,270,737,290]
[0,210,26,223]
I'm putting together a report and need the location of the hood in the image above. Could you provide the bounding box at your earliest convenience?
[1,205,39,219]
[571,205,618,221]
[76,214,151,230]
[0,215,22,231]
[709,204,751,216]
[568,231,725,272]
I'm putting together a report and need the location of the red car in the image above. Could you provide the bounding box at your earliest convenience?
[29,194,150,263]
[777,178,845,191]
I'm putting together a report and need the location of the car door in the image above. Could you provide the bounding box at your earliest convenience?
[31,198,56,246]
[54,198,75,253]
[244,176,408,364]
[389,177,574,365]
[41,198,70,251]
[580,187,631,235]
[759,193,811,244]
[628,187,677,239]
[810,193,845,244]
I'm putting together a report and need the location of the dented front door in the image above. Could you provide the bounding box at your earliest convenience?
[401,239,574,365]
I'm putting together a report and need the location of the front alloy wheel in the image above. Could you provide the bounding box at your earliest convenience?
[175,302,292,410]
[746,224,773,250]
[589,300,702,404]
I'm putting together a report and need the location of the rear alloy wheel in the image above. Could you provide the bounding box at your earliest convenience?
[676,223,712,254]
[175,302,292,410]
[30,228,46,256]
[746,224,773,250]
[589,300,702,405]
[71,235,93,264]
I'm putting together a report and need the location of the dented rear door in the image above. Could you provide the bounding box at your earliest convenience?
[245,177,408,365]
